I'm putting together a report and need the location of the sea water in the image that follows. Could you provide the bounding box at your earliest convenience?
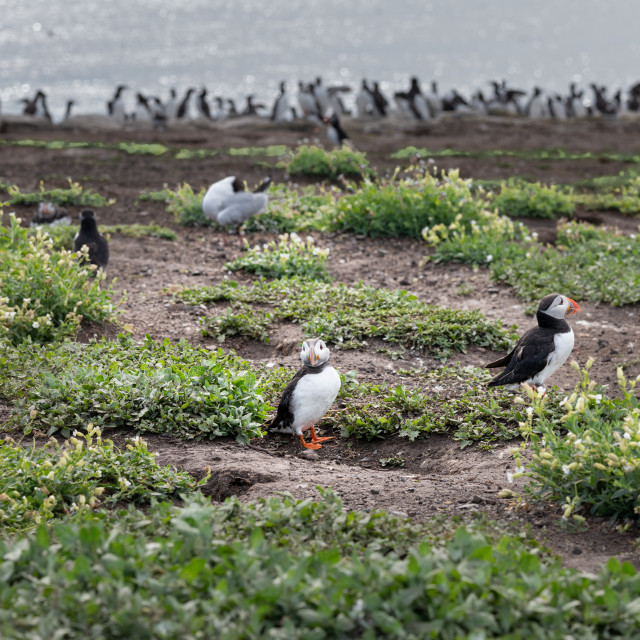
[1,0,639,120]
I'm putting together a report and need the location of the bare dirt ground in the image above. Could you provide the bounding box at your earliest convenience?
[1,114,640,571]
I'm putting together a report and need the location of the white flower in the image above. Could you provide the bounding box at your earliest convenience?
[624,432,631,440]
[526,407,533,417]
[595,394,602,404]
[506,472,514,483]
[514,465,524,474]
[562,464,571,476]
[32,321,40,329]
[486,254,493,263]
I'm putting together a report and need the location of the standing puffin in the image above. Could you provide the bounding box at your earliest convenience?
[73,209,109,271]
[322,113,350,148]
[270,338,341,450]
[486,293,580,389]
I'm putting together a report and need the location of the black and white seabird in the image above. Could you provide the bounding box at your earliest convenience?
[201,176,271,246]
[322,113,350,148]
[486,293,581,389]
[72,209,109,271]
[270,338,341,450]
[271,81,290,122]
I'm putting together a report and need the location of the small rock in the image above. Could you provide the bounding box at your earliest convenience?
[297,450,320,461]
[390,510,409,518]
[370,488,380,495]
[572,546,582,555]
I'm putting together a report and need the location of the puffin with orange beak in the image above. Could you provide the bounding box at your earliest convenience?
[486,293,581,389]
[270,338,341,450]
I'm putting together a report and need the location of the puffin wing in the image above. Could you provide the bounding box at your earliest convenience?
[216,192,268,226]
[201,176,237,221]
[487,328,553,387]
[485,349,515,369]
[270,368,306,432]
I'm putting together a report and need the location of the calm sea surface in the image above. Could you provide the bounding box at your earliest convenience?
[1,0,639,120]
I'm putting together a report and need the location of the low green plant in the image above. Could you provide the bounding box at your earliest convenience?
[515,361,640,520]
[334,366,555,447]
[0,214,119,344]
[4,334,270,441]
[166,182,209,226]
[228,145,287,157]
[0,491,639,638]
[0,426,205,532]
[7,179,114,207]
[379,454,405,467]
[333,168,486,239]
[287,145,375,180]
[225,233,331,281]
[490,180,575,218]
[391,145,640,164]
[244,183,334,233]
[491,221,640,306]
[179,278,517,359]
[423,208,528,266]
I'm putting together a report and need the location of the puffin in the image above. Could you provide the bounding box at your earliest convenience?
[270,338,341,450]
[322,113,350,148]
[72,209,109,271]
[201,175,271,246]
[486,293,580,389]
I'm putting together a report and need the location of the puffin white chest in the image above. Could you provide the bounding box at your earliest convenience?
[533,328,574,385]
[290,366,341,433]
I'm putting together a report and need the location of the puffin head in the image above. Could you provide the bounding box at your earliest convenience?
[300,338,330,367]
[538,293,581,319]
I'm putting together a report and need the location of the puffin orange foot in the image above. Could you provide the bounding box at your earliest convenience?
[299,435,322,450]
[310,426,335,444]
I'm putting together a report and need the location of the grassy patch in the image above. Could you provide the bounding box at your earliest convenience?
[426,214,640,307]
[516,361,640,520]
[178,278,517,359]
[287,145,375,181]
[489,180,575,219]
[392,145,640,164]
[0,214,118,344]
[0,427,204,533]
[165,182,209,226]
[5,179,114,208]
[0,491,639,637]
[2,334,270,440]
[333,169,485,239]
[334,366,557,447]
[225,233,331,281]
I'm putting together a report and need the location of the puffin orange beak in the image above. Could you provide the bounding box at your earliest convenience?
[308,347,315,365]
[566,298,581,316]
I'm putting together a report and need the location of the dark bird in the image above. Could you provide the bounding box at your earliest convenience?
[242,94,266,116]
[107,85,127,120]
[323,113,349,148]
[176,88,195,119]
[269,338,341,450]
[197,87,212,119]
[73,209,109,271]
[201,176,271,246]
[486,293,580,389]
[271,81,290,121]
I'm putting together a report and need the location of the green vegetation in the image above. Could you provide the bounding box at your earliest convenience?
[1,334,269,441]
[165,182,209,226]
[0,427,204,533]
[335,366,551,448]
[5,179,114,208]
[489,180,575,218]
[0,214,118,344]
[392,145,640,164]
[225,233,331,281]
[333,169,486,239]
[491,222,640,306]
[426,215,640,307]
[38,223,176,250]
[1,491,639,638]
[287,145,375,180]
[178,277,516,359]
[517,361,640,520]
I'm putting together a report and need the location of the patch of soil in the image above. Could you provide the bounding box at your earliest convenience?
[2,116,640,572]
